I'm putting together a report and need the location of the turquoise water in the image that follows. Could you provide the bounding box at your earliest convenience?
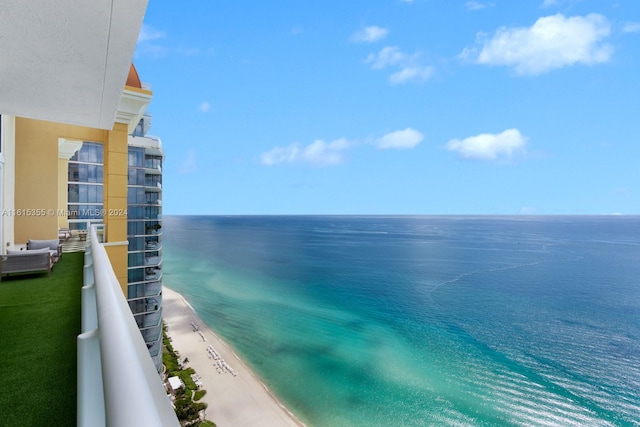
[162,216,640,426]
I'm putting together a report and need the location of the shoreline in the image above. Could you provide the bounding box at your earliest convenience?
[162,286,306,427]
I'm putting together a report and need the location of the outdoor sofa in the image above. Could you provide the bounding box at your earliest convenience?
[0,249,52,280]
[26,239,62,263]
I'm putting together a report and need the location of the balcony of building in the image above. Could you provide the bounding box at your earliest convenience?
[0,252,82,426]
[0,227,178,426]
[127,265,163,286]
[128,279,163,299]
[144,181,162,192]
[128,134,163,154]
[146,333,163,359]
[145,239,163,251]
[144,210,163,221]
[134,309,162,333]
[145,266,163,282]
[144,163,162,175]
[129,295,163,318]
[144,280,163,297]
[137,317,163,344]
[144,220,163,237]
[145,255,162,267]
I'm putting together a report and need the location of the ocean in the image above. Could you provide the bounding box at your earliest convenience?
[162,216,640,426]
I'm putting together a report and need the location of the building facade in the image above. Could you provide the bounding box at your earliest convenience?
[2,63,164,371]
[127,115,164,370]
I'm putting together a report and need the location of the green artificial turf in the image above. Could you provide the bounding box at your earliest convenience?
[0,252,83,426]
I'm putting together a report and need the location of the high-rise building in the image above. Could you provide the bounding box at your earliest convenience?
[128,114,164,371]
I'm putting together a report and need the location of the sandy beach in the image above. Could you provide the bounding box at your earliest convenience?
[162,286,306,427]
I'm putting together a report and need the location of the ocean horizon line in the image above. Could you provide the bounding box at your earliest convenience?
[162,213,638,218]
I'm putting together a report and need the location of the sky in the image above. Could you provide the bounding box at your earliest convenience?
[133,0,640,215]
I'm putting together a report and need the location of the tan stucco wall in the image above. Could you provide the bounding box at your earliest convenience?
[14,118,105,242]
[104,122,130,294]
[14,117,130,293]
[105,243,129,296]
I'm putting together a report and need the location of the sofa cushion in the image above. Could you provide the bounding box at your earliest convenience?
[28,239,59,251]
[8,248,48,255]
[27,247,51,254]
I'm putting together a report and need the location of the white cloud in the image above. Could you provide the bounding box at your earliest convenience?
[540,0,558,8]
[460,14,613,75]
[177,149,198,174]
[540,0,584,8]
[366,47,434,84]
[136,23,202,59]
[198,101,211,113]
[376,128,424,150]
[465,1,494,11]
[261,138,353,167]
[389,66,434,84]
[623,22,640,33]
[136,24,168,58]
[365,46,407,69]
[446,128,527,160]
[262,128,424,166]
[351,26,389,43]
[138,24,165,43]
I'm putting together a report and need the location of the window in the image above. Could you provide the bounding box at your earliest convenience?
[68,142,104,229]
[128,147,144,167]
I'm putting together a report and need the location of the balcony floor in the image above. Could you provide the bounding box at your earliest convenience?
[0,252,83,426]
[61,236,87,253]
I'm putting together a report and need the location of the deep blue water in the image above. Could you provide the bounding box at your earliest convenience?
[162,216,640,426]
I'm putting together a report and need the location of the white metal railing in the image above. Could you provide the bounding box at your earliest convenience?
[77,225,179,427]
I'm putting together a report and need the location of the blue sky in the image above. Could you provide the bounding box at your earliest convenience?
[134,0,640,215]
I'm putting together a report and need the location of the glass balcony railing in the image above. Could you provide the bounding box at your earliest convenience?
[129,295,162,315]
[144,255,162,267]
[134,310,161,330]
[145,240,162,251]
[147,337,162,358]
[145,281,162,297]
[145,266,162,281]
[142,323,163,344]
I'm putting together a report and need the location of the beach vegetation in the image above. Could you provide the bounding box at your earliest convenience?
[174,389,208,424]
[179,368,198,389]
[163,334,180,372]
[162,324,213,426]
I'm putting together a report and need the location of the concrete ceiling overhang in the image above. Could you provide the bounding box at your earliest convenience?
[0,0,148,130]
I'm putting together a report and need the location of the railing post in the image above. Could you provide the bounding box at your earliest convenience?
[83,249,97,333]
[77,329,105,427]
[81,284,97,333]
